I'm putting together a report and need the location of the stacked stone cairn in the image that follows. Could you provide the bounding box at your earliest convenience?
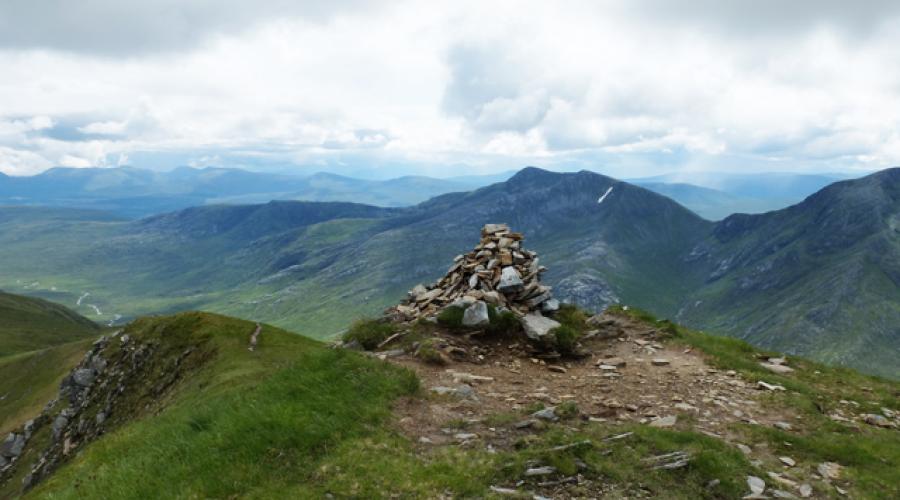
[391,224,562,339]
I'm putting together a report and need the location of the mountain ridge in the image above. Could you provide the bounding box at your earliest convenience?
[0,167,897,376]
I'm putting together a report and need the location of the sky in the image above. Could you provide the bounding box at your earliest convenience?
[2,0,900,179]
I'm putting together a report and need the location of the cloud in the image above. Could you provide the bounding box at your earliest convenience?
[1,1,900,177]
[0,0,368,56]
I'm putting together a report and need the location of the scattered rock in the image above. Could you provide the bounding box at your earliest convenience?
[532,407,558,422]
[462,301,490,327]
[798,484,813,497]
[541,299,560,313]
[817,461,842,480]
[747,475,766,495]
[774,421,793,431]
[771,489,796,498]
[600,357,626,368]
[737,444,752,455]
[651,358,670,366]
[760,362,794,374]
[643,451,690,470]
[524,466,556,477]
[757,381,786,391]
[862,413,892,428]
[547,365,567,373]
[430,385,477,400]
[649,415,677,428]
[520,313,561,341]
[779,456,796,467]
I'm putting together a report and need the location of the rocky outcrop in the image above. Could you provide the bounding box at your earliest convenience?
[0,330,212,494]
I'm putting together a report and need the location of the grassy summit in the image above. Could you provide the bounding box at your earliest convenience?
[2,305,896,499]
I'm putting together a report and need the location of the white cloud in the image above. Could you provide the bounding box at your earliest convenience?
[0,1,899,177]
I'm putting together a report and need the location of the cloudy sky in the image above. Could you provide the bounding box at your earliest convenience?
[2,0,900,178]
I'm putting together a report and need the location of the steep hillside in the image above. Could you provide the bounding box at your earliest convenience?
[678,168,900,378]
[2,307,897,499]
[0,292,100,357]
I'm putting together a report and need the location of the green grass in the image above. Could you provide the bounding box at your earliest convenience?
[550,325,580,355]
[0,291,100,357]
[342,318,397,350]
[0,339,93,434]
[436,305,465,328]
[26,313,419,499]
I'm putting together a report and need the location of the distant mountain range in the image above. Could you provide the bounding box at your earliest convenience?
[0,166,857,220]
[0,167,897,377]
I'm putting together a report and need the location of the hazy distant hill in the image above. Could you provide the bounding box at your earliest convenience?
[0,166,479,218]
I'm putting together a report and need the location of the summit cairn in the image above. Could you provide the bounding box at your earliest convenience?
[392,224,560,338]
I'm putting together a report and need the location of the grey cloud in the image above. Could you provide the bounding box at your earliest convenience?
[626,0,900,38]
[0,0,367,56]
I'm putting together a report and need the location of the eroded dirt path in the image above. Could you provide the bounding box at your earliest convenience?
[386,312,794,455]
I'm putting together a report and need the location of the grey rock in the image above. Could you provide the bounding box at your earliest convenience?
[1,433,26,458]
[91,355,108,373]
[72,368,95,387]
[524,466,556,476]
[449,295,477,309]
[497,267,524,293]
[524,291,552,308]
[430,385,476,400]
[532,407,558,421]
[52,414,69,440]
[779,456,796,467]
[747,475,766,495]
[23,419,35,440]
[774,421,793,431]
[409,284,427,299]
[771,489,796,498]
[541,298,560,313]
[482,291,501,305]
[862,413,892,428]
[0,455,7,467]
[553,272,619,312]
[817,461,842,480]
[649,415,677,428]
[520,313,561,340]
[483,223,509,234]
[760,362,794,374]
[798,484,813,497]
[462,301,490,327]
[341,339,363,351]
[96,411,107,425]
